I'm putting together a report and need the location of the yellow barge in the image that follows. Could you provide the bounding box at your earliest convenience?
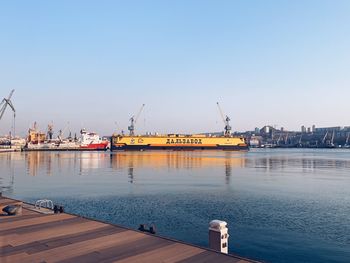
[111,134,248,151]
[111,103,248,151]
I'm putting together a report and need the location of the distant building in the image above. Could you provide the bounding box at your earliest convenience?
[315,126,342,133]
[259,125,279,140]
[307,127,311,133]
[260,125,277,135]
[301,125,306,133]
[312,125,316,132]
[263,126,270,134]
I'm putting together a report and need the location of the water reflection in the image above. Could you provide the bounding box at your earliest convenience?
[0,152,15,194]
[109,151,245,169]
[244,155,350,172]
[23,152,109,176]
[1,150,350,182]
[1,149,349,263]
[109,151,245,184]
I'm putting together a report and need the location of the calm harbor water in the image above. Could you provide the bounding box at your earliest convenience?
[1,149,349,263]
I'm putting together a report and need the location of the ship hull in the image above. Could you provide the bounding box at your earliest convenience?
[111,135,249,152]
[80,142,109,150]
[23,147,107,152]
[23,145,108,151]
[23,142,109,151]
[111,144,248,151]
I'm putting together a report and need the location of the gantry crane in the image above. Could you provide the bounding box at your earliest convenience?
[0,90,16,137]
[128,104,145,136]
[216,102,232,137]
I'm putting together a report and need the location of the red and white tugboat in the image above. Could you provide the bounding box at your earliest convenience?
[79,129,109,150]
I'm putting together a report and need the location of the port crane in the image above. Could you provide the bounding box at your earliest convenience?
[216,102,232,137]
[47,123,54,140]
[330,130,335,147]
[277,133,282,145]
[322,131,328,145]
[284,132,289,145]
[128,104,145,136]
[58,122,71,142]
[0,90,16,137]
[345,132,350,147]
[298,133,303,146]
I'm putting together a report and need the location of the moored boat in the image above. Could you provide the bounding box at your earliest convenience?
[23,124,109,151]
[79,129,109,150]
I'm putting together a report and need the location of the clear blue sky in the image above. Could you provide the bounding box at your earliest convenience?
[0,1,349,136]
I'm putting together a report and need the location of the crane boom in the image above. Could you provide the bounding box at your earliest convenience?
[322,131,328,144]
[331,130,335,145]
[0,89,15,120]
[285,132,289,144]
[4,99,15,116]
[216,102,232,136]
[128,104,145,136]
[0,90,16,137]
[216,102,226,124]
[134,104,145,124]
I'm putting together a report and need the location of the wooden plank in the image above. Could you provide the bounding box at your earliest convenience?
[0,225,122,257]
[0,199,20,204]
[63,234,174,263]
[0,252,29,263]
[4,230,147,263]
[1,220,107,246]
[0,213,45,223]
[112,242,204,263]
[0,213,74,231]
[0,216,86,235]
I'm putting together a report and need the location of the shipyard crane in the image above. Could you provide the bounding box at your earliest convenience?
[0,90,16,137]
[330,130,335,147]
[285,132,289,145]
[47,123,54,140]
[322,131,328,144]
[298,133,303,146]
[56,122,70,142]
[216,102,231,136]
[345,132,350,147]
[128,104,145,136]
[277,133,282,145]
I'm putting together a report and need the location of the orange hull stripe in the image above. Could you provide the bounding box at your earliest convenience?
[150,144,217,147]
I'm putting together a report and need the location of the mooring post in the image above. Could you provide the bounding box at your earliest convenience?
[209,220,229,254]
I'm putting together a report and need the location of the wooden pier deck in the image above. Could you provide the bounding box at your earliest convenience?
[0,197,257,263]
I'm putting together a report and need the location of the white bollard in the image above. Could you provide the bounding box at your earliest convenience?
[209,220,229,254]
